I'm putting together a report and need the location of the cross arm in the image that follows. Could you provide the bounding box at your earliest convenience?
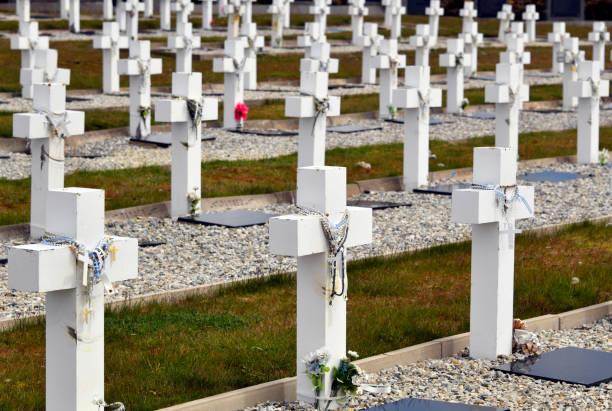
[155,97,218,122]
[451,186,534,225]
[372,54,406,69]
[118,58,163,75]
[392,87,442,109]
[13,110,85,139]
[588,31,610,42]
[285,95,340,118]
[10,36,50,50]
[93,35,129,49]
[570,78,610,98]
[168,35,202,49]
[348,6,368,16]
[269,206,372,257]
[299,57,339,73]
[8,236,138,293]
[485,83,529,104]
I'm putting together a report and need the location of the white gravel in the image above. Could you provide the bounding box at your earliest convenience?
[2,107,612,180]
[245,316,612,410]
[0,162,609,320]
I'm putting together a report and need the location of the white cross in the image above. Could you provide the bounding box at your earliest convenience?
[122,0,145,40]
[485,62,530,158]
[116,0,127,32]
[522,5,539,43]
[144,0,153,17]
[225,0,244,39]
[68,0,80,33]
[348,0,368,45]
[392,65,442,189]
[300,41,339,74]
[409,24,433,67]
[104,0,114,19]
[461,21,483,77]
[160,0,171,30]
[172,0,195,25]
[213,37,249,128]
[496,3,514,42]
[241,20,265,90]
[282,0,293,28]
[547,22,569,74]
[16,0,30,34]
[558,37,585,110]
[382,0,405,40]
[298,22,326,59]
[373,39,406,119]
[500,33,531,106]
[268,0,289,48]
[440,38,472,113]
[451,147,534,360]
[93,22,129,94]
[459,1,477,27]
[12,83,84,238]
[425,0,444,46]
[201,0,216,30]
[8,187,138,410]
[570,60,610,163]
[168,22,201,72]
[118,40,163,138]
[355,22,382,84]
[155,72,218,217]
[269,166,372,408]
[286,71,340,167]
[10,20,50,95]
[60,0,69,20]
[588,22,609,73]
[309,0,331,41]
[19,48,71,99]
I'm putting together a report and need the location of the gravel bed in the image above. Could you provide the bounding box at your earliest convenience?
[245,316,612,410]
[2,107,612,180]
[0,162,609,320]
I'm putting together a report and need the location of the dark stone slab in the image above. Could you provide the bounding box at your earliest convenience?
[326,27,350,33]
[65,96,91,103]
[130,133,216,148]
[329,84,365,90]
[178,210,277,228]
[366,398,507,410]
[139,241,167,248]
[0,258,7,265]
[66,154,106,159]
[79,30,96,35]
[518,171,590,183]
[471,75,496,81]
[0,155,10,160]
[384,118,445,126]
[495,347,612,387]
[327,124,382,134]
[347,200,412,210]
[227,128,297,137]
[525,73,558,78]
[413,183,471,196]
[602,103,612,110]
[466,111,496,120]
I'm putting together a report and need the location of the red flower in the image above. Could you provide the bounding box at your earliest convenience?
[210,18,215,26]
[234,102,248,122]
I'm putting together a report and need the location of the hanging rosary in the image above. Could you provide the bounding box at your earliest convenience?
[300,91,330,138]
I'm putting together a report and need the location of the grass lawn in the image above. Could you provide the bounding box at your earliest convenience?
[0,127,610,226]
[0,220,610,410]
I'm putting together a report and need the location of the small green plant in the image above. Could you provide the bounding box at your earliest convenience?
[329,350,361,405]
[388,104,396,119]
[187,188,201,216]
[461,98,469,111]
[599,148,609,165]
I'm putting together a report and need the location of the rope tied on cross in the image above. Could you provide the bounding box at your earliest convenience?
[28,36,39,50]
[300,90,330,137]
[587,76,601,104]
[137,105,151,138]
[172,95,204,130]
[297,207,350,303]
[225,53,247,74]
[95,397,125,411]
[471,184,533,216]
[136,58,151,90]
[41,234,118,294]
[35,109,71,140]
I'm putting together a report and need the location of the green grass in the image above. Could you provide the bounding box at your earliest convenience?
[0,220,609,410]
[0,127,610,226]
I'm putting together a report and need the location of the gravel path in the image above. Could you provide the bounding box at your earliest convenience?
[0,162,609,320]
[2,107,612,180]
[245,316,612,410]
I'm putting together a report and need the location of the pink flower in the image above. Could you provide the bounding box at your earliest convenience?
[234,102,249,122]
[210,18,215,26]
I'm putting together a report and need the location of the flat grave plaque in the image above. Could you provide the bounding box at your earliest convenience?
[65,96,91,102]
[413,183,471,196]
[518,171,589,183]
[525,72,558,78]
[327,124,382,133]
[366,398,507,410]
[471,75,496,81]
[0,258,7,265]
[327,27,350,33]
[0,154,10,160]
[495,347,612,387]
[131,133,216,148]
[347,199,412,210]
[139,241,167,248]
[384,118,445,125]
[466,111,496,120]
[228,128,297,137]
[179,209,277,228]
[66,154,106,159]
[329,84,365,90]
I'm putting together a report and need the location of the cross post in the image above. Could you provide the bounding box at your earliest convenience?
[497,4,514,42]
[160,0,171,30]
[440,38,472,113]
[409,24,432,67]
[522,5,539,43]
[201,0,215,30]
[348,0,368,45]
[392,65,442,189]
[461,21,483,77]
[355,22,382,84]
[168,22,201,72]
[547,22,569,73]
[241,21,264,90]
[8,187,138,410]
[451,147,534,360]
[309,0,331,41]
[93,22,129,94]
[269,166,372,409]
[123,0,145,40]
[425,0,444,46]
[559,37,585,110]
[373,39,406,119]
[213,37,249,128]
[588,22,609,73]
[12,83,85,238]
[155,72,218,217]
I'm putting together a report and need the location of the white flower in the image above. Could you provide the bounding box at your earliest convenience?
[347,350,359,359]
